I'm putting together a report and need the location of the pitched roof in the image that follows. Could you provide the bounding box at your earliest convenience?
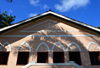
[0,10,100,33]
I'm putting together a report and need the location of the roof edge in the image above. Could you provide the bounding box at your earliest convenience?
[0,11,100,33]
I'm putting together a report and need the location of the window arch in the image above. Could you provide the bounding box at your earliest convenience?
[36,42,50,52]
[17,42,31,52]
[36,42,49,63]
[67,42,82,65]
[0,42,12,51]
[51,42,65,52]
[0,42,11,65]
[17,42,30,65]
[51,42,65,63]
[67,42,82,51]
[87,42,100,51]
[88,42,100,65]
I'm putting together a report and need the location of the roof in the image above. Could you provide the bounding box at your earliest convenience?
[0,10,100,34]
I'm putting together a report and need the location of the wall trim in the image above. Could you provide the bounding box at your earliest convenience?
[20,30,79,32]
[87,42,100,51]
[20,19,52,32]
[67,42,82,51]
[0,42,12,51]
[17,42,31,52]
[51,42,65,52]
[20,19,79,32]
[1,35,97,37]
[36,42,50,52]
[22,61,82,68]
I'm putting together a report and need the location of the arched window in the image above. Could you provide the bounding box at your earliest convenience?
[67,42,82,65]
[16,42,30,65]
[36,42,50,63]
[67,42,81,51]
[17,42,31,52]
[52,42,65,63]
[36,42,50,52]
[0,42,11,65]
[87,42,100,51]
[87,42,100,65]
[51,42,65,52]
[0,42,11,51]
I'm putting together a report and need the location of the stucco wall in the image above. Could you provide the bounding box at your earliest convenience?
[0,17,100,68]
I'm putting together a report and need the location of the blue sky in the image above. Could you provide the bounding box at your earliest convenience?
[0,0,100,27]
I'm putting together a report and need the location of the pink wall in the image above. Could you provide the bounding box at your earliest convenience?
[0,16,100,68]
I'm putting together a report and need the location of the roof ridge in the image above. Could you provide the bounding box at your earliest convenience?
[0,10,100,33]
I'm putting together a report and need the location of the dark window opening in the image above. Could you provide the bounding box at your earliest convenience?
[89,52,100,65]
[69,52,82,65]
[53,52,64,63]
[0,52,9,65]
[37,52,48,63]
[17,52,29,65]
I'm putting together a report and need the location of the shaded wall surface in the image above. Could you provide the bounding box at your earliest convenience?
[0,16,100,68]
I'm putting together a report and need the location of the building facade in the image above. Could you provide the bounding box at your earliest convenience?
[0,10,100,68]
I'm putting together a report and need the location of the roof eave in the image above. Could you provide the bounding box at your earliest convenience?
[0,11,100,33]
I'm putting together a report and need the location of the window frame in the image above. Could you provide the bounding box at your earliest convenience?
[68,51,82,65]
[0,51,10,65]
[89,51,100,65]
[16,51,29,65]
[37,52,48,63]
[53,52,65,63]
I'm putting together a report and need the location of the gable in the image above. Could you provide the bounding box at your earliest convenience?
[20,19,79,32]
[0,17,98,37]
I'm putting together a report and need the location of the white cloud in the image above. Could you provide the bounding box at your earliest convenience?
[29,0,39,6]
[55,0,90,12]
[43,4,49,9]
[9,10,12,13]
[29,0,50,10]
[29,13,38,17]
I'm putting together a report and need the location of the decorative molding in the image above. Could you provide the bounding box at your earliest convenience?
[36,42,50,52]
[22,61,82,68]
[51,42,65,52]
[1,35,97,37]
[20,19,52,32]
[20,30,79,32]
[17,42,31,52]
[48,11,100,32]
[0,42,12,51]
[20,19,79,32]
[87,42,100,51]
[67,42,82,51]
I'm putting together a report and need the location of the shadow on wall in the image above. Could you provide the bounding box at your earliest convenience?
[0,20,100,68]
